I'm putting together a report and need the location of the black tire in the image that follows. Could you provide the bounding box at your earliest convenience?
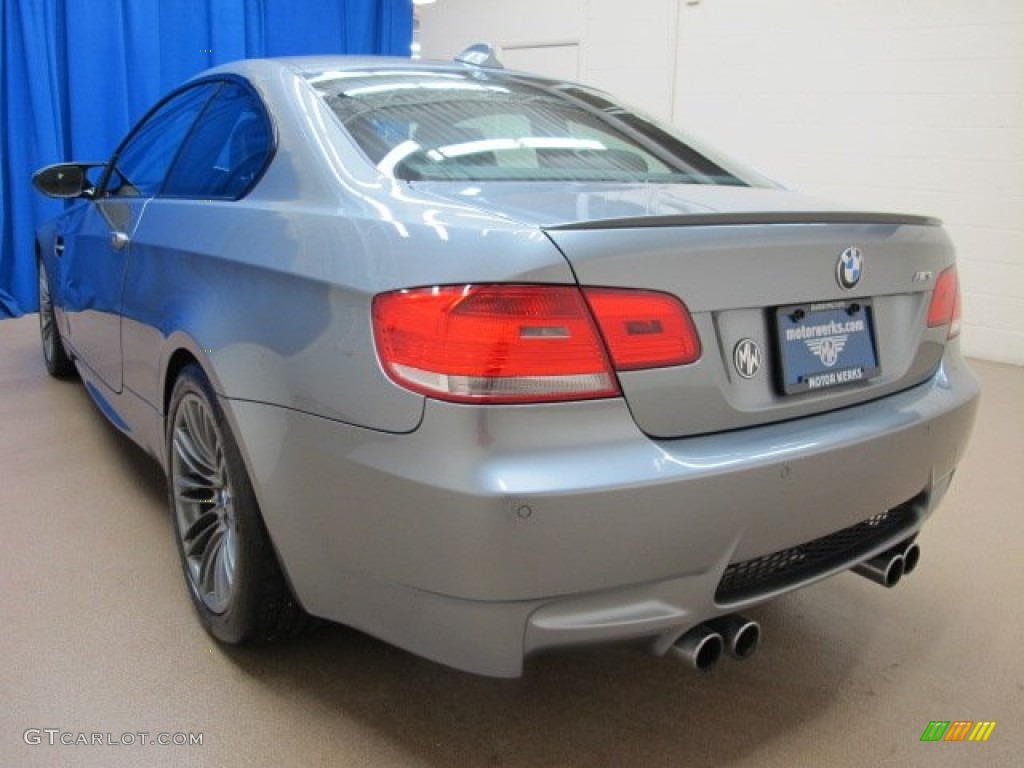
[166,364,311,643]
[37,256,75,378]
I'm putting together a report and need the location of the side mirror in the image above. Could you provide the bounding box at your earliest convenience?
[32,163,102,199]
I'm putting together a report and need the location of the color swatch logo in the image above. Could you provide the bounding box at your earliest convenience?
[920,721,996,742]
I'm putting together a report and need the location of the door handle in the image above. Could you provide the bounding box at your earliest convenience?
[54,237,65,257]
[111,231,130,250]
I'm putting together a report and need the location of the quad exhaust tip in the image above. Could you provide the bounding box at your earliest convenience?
[853,538,920,588]
[853,550,905,587]
[670,625,724,672]
[670,541,921,674]
[670,613,761,672]
[709,614,761,660]
[901,541,921,575]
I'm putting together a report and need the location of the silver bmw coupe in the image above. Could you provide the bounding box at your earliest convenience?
[33,51,979,677]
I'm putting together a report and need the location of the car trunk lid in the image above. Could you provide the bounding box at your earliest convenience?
[413,182,956,438]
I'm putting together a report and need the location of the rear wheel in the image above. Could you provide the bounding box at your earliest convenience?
[166,364,311,643]
[37,257,74,378]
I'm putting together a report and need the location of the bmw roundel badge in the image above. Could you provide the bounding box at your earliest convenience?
[836,247,864,290]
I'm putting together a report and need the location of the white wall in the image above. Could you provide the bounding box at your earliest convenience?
[419,0,679,120]
[419,0,1024,364]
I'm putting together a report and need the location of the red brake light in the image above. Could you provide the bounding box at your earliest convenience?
[372,285,619,404]
[372,285,701,404]
[927,266,961,338]
[584,288,701,370]
[950,281,962,338]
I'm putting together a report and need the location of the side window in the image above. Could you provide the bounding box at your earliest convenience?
[108,83,219,198]
[162,82,272,199]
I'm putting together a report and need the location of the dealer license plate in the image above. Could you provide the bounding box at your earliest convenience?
[776,300,880,394]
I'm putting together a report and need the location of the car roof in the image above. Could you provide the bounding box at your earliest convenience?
[197,55,558,87]
[276,55,452,73]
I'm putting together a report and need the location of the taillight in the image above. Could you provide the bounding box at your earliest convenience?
[583,288,701,370]
[927,266,961,339]
[372,285,699,404]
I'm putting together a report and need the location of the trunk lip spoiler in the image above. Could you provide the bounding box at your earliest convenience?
[544,211,942,231]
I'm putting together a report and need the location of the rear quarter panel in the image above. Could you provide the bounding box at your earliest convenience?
[120,196,572,434]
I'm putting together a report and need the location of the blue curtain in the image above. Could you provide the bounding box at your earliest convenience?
[0,0,412,317]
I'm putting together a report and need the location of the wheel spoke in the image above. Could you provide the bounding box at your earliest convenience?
[222,526,237,579]
[184,401,209,459]
[198,405,220,469]
[183,402,211,463]
[174,474,216,504]
[173,426,216,479]
[200,411,219,465]
[198,526,225,600]
[212,536,233,606]
[187,402,225,484]
[182,509,219,557]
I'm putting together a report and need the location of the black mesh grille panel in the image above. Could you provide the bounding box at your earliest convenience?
[715,496,922,604]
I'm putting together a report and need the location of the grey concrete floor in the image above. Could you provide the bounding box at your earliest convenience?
[1,313,1022,767]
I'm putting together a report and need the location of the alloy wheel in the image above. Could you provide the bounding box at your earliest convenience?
[38,263,57,366]
[170,393,238,614]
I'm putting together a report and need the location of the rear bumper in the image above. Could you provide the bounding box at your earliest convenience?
[227,353,979,677]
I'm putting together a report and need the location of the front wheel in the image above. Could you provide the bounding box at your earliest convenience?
[166,364,310,643]
[37,257,74,378]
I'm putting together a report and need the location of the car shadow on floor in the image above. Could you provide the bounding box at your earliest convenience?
[210,583,894,767]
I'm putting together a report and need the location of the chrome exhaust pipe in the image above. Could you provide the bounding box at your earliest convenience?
[669,625,724,672]
[853,550,905,588]
[708,614,761,660]
[901,541,921,576]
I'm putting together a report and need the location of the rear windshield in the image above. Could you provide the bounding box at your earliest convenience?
[307,68,754,185]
